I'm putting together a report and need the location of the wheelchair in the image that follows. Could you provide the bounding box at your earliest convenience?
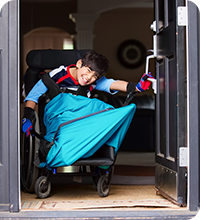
[21,49,135,199]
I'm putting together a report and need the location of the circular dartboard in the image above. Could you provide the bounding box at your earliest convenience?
[117,39,146,69]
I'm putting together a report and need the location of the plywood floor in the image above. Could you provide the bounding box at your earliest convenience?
[20,152,181,211]
[21,184,181,211]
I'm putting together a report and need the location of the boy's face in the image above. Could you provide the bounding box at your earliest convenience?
[76,60,98,86]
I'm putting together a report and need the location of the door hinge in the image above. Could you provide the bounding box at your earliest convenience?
[179,147,188,167]
[178,6,187,26]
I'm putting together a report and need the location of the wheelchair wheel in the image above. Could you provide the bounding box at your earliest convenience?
[97,175,110,197]
[20,112,40,193]
[35,176,51,199]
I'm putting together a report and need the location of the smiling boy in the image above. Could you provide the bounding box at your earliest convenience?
[22,50,153,137]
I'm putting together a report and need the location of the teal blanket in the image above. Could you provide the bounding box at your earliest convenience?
[41,93,136,168]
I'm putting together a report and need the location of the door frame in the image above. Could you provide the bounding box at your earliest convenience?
[0,0,20,212]
[186,0,200,211]
[0,0,200,213]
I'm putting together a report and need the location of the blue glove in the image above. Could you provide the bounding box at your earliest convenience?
[22,118,33,137]
[22,107,35,137]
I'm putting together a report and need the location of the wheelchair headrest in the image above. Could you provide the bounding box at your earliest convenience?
[26,49,91,70]
[24,49,91,95]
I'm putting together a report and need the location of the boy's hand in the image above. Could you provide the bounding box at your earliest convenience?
[136,73,154,92]
[22,107,35,137]
[22,118,33,137]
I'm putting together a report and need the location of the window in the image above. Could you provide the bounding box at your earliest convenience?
[63,38,74,50]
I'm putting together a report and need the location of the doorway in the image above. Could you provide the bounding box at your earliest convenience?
[18,0,186,212]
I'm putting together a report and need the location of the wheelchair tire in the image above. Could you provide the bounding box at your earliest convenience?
[21,133,39,193]
[20,112,40,193]
[35,176,51,199]
[97,175,110,197]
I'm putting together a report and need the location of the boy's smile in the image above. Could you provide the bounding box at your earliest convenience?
[79,67,97,85]
[71,60,98,86]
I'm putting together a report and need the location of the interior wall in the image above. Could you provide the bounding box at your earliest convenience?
[20,0,77,102]
[23,27,71,73]
[94,8,154,87]
[20,1,77,36]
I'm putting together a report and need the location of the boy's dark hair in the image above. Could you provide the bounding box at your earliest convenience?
[81,51,109,79]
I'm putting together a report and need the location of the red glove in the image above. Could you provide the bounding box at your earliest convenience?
[136,73,154,92]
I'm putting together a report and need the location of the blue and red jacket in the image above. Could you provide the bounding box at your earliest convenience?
[25,65,117,103]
